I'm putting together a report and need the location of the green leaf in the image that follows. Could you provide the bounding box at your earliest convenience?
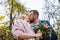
[0,25,6,30]
[3,21,9,25]
[0,16,5,21]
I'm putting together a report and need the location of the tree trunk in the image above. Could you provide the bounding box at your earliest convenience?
[10,0,13,30]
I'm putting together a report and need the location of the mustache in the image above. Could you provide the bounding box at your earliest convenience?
[30,21,33,23]
[29,20,34,23]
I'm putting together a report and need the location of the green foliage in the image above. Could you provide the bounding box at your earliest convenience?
[0,26,14,40]
[0,16,5,21]
[7,0,27,29]
[7,0,27,14]
[0,16,14,40]
[3,21,9,25]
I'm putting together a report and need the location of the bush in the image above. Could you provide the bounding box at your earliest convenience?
[0,26,14,40]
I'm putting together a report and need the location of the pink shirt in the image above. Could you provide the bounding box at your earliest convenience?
[11,19,35,40]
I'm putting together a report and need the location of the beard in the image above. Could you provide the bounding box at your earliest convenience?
[30,20,34,23]
[30,18,35,23]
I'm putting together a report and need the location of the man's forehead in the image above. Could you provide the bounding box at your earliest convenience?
[29,11,34,15]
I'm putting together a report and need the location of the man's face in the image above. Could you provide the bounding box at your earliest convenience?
[28,12,35,23]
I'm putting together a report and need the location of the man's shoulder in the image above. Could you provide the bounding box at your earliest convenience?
[39,20,51,26]
[39,20,49,23]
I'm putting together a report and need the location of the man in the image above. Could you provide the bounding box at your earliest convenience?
[11,19,42,40]
[28,10,57,40]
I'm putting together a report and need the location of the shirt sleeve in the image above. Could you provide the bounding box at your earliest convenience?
[11,20,24,39]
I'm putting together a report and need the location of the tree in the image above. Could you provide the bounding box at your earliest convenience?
[7,0,27,30]
[43,0,60,23]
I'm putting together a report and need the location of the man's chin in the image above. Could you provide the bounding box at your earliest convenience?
[30,21,34,23]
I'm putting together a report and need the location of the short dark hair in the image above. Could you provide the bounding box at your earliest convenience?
[29,10,39,17]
